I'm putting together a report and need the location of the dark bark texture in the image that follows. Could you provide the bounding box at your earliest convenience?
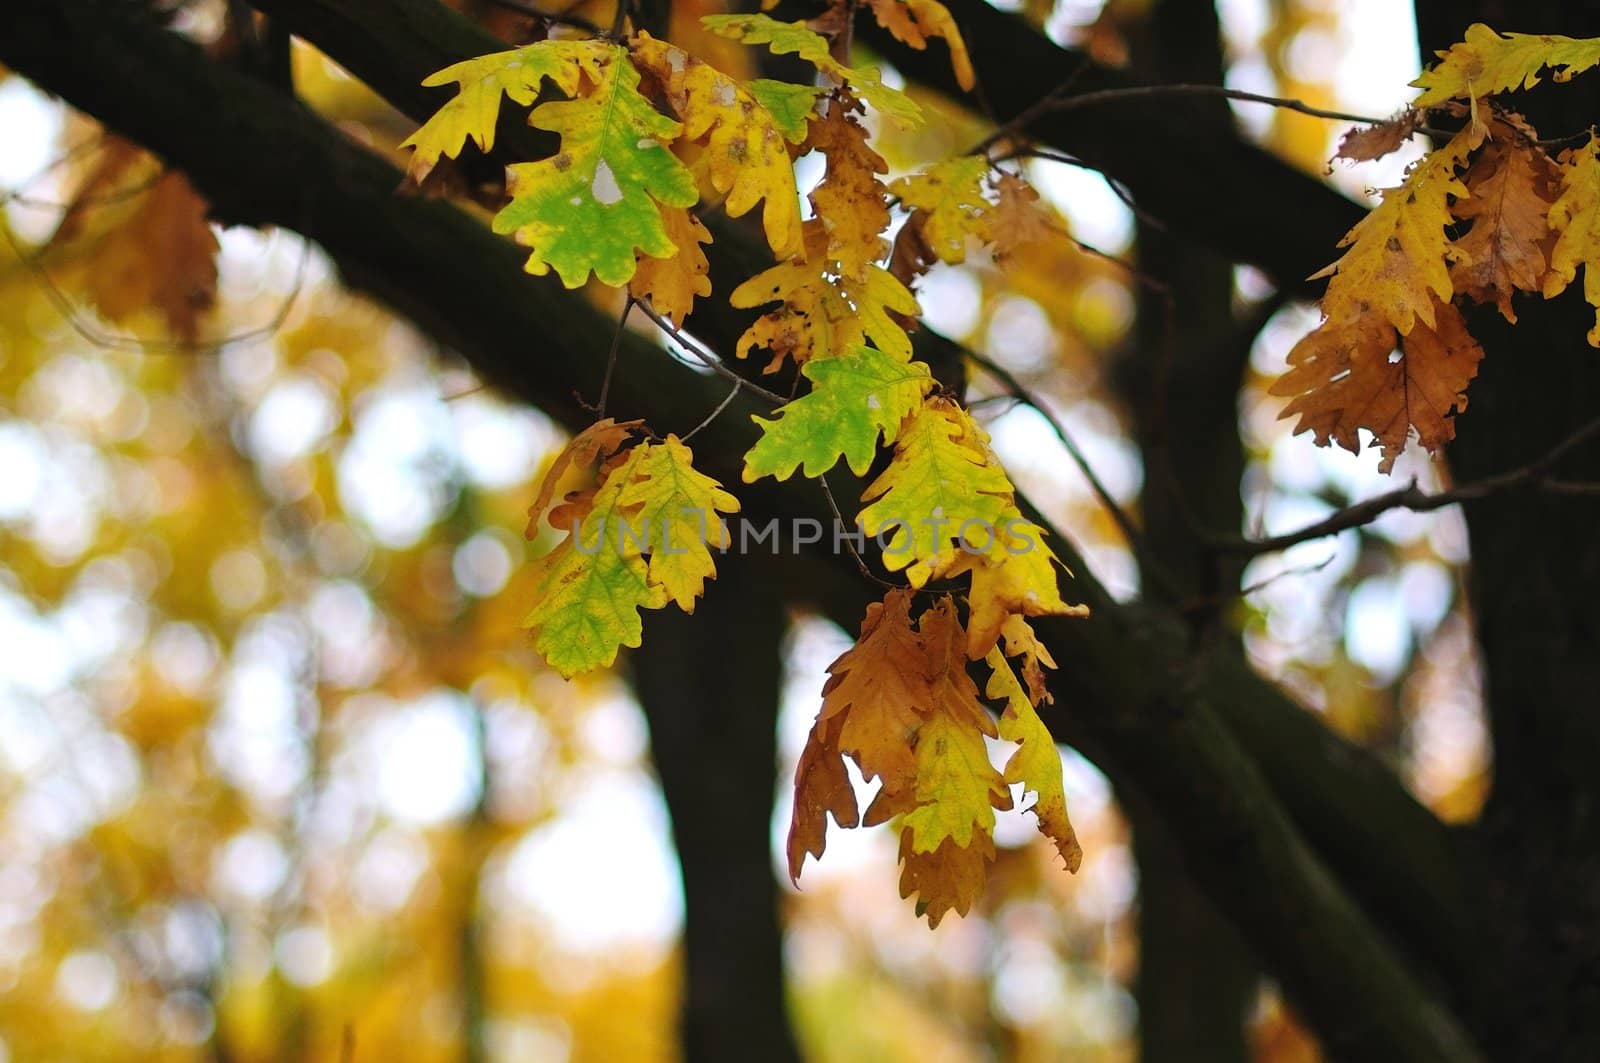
[633,554,801,1063]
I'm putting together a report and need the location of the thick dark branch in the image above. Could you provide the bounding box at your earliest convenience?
[0,3,1485,1055]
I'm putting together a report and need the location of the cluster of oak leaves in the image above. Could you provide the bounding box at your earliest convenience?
[399,12,1600,925]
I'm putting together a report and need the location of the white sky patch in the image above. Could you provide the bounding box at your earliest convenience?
[249,374,337,466]
[374,690,482,826]
[1026,163,1133,254]
[337,385,456,548]
[504,768,684,954]
[914,264,983,339]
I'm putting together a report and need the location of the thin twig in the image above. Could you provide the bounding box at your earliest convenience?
[1042,83,1419,129]
[962,347,1148,560]
[631,297,790,406]
[681,377,743,442]
[1,220,310,353]
[594,295,631,416]
[818,472,902,591]
[1001,145,1169,234]
[1213,415,1600,557]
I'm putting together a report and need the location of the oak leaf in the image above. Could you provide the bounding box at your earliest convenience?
[617,435,741,611]
[888,155,992,266]
[806,103,893,281]
[987,649,1081,871]
[1312,127,1473,336]
[897,828,993,928]
[866,0,975,92]
[523,446,665,677]
[857,398,1017,586]
[742,344,933,481]
[745,79,825,143]
[1335,110,1422,164]
[525,417,644,536]
[1543,138,1600,344]
[988,172,1060,263]
[401,40,593,182]
[629,33,803,259]
[731,220,920,369]
[815,589,930,800]
[786,711,859,882]
[1272,301,1484,472]
[1413,24,1600,109]
[83,171,218,343]
[701,14,923,126]
[629,207,712,325]
[901,600,1010,854]
[490,42,698,287]
[955,517,1088,660]
[1449,138,1559,321]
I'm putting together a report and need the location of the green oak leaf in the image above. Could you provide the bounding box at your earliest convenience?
[746,79,826,143]
[523,448,666,677]
[743,345,933,482]
[702,14,922,126]
[492,43,698,288]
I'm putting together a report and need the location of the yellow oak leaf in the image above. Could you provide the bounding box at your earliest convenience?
[401,40,593,182]
[897,827,993,928]
[954,516,1087,660]
[999,613,1057,707]
[987,649,1081,872]
[858,398,1017,586]
[1543,138,1600,345]
[629,33,803,259]
[817,588,931,793]
[629,207,712,325]
[1312,127,1474,336]
[786,711,859,882]
[806,103,893,281]
[1272,300,1484,472]
[901,712,1004,852]
[731,220,919,370]
[526,417,645,537]
[617,435,741,611]
[901,599,1008,854]
[888,155,991,266]
[1413,24,1600,109]
[1449,138,1560,321]
[867,0,975,92]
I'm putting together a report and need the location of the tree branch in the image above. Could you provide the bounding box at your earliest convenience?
[1212,414,1600,557]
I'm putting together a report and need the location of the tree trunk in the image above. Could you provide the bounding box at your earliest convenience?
[1413,4,1600,1057]
[631,554,802,1063]
[1120,2,1257,1059]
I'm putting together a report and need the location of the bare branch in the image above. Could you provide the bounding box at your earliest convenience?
[1214,415,1600,557]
